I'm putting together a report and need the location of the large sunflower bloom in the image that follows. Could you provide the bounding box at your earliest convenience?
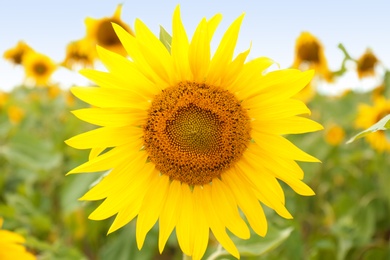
[292,31,332,82]
[22,51,57,86]
[356,49,379,79]
[3,41,33,65]
[66,6,322,259]
[356,97,390,152]
[0,218,35,260]
[85,4,134,57]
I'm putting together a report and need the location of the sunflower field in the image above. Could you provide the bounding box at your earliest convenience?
[1,4,390,260]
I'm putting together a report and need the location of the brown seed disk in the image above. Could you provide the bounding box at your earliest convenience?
[143,81,251,185]
[298,41,320,63]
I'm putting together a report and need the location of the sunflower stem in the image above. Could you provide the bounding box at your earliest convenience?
[206,244,224,260]
[183,253,192,260]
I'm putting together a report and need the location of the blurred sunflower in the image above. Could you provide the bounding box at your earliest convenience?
[0,218,35,260]
[325,125,345,146]
[23,52,57,86]
[3,41,33,65]
[7,105,25,124]
[356,97,390,152]
[85,4,134,57]
[0,91,8,107]
[66,6,322,259]
[356,49,379,79]
[292,32,332,82]
[62,38,96,69]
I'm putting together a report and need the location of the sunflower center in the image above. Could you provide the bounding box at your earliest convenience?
[358,53,378,72]
[97,19,124,47]
[298,41,320,62]
[143,81,251,185]
[33,63,47,75]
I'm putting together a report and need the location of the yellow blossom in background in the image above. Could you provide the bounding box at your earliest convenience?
[356,49,379,79]
[356,97,390,152]
[66,6,322,260]
[85,4,135,57]
[372,83,385,101]
[0,91,8,107]
[48,84,62,99]
[3,41,34,65]
[292,32,333,82]
[62,38,96,69]
[7,105,25,124]
[325,125,345,146]
[0,218,35,260]
[22,52,57,86]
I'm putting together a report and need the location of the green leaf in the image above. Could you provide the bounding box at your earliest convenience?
[346,114,390,144]
[216,226,294,258]
[159,25,172,53]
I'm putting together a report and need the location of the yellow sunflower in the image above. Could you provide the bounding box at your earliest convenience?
[292,31,332,82]
[85,4,134,57]
[0,218,35,260]
[62,38,96,69]
[325,125,345,146]
[7,105,25,124]
[3,41,33,65]
[22,52,57,86]
[356,49,379,79]
[66,6,322,259]
[356,97,390,152]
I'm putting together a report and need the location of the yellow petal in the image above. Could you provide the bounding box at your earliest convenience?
[135,19,176,85]
[136,174,169,249]
[192,186,210,260]
[246,98,311,119]
[229,57,274,94]
[251,132,320,162]
[112,23,169,88]
[72,107,147,127]
[107,167,161,234]
[223,170,267,236]
[246,144,315,196]
[89,147,106,160]
[207,14,244,85]
[200,184,240,258]
[70,86,148,109]
[252,116,323,135]
[211,178,250,239]
[220,47,250,88]
[88,161,154,221]
[176,184,195,256]
[68,142,142,174]
[171,5,191,81]
[188,18,210,82]
[65,125,142,150]
[79,151,148,201]
[158,180,183,253]
[235,161,292,219]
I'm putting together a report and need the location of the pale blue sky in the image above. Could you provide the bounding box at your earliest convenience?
[1,0,389,91]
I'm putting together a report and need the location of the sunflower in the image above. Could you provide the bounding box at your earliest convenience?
[356,97,390,152]
[0,218,35,260]
[7,105,25,124]
[292,32,332,82]
[356,49,379,79]
[325,125,345,146]
[66,6,322,259]
[3,41,33,65]
[22,52,57,86]
[62,38,96,69]
[85,4,134,57]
